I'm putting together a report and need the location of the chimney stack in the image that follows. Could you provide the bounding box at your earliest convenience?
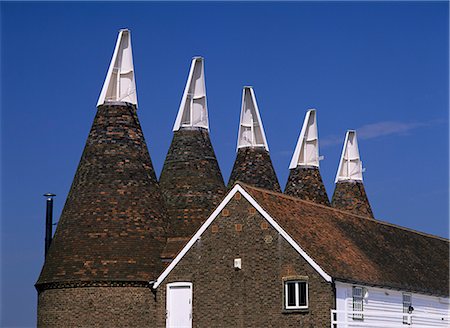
[43,193,55,257]
[331,130,374,218]
[284,109,330,205]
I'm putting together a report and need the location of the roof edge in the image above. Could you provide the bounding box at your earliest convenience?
[237,182,449,243]
[153,183,332,288]
[334,278,450,298]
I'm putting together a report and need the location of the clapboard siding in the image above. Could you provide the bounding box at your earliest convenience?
[335,282,449,328]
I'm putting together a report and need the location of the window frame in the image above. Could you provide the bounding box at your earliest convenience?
[352,286,364,321]
[402,293,412,325]
[283,278,309,311]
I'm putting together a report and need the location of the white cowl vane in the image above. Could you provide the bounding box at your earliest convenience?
[237,87,269,151]
[173,57,209,131]
[289,109,321,169]
[97,29,137,107]
[335,130,364,183]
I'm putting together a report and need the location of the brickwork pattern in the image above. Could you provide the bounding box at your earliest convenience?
[37,104,168,285]
[37,286,155,327]
[284,166,330,206]
[228,147,281,192]
[159,128,226,238]
[155,195,334,327]
[331,181,374,218]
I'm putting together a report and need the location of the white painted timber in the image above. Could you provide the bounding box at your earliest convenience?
[289,109,320,169]
[173,57,209,131]
[153,184,332,288]
[237,86,269,151]
[97,29,137,107]
[166,282,192,328]
[335,130,364,183]
[332,281,450,328]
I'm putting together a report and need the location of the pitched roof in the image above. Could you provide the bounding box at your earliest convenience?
[241,183,449,296]
[161,237,190,260]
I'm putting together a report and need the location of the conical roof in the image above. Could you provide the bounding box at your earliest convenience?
[331,131,374,218]
[285,167,330,205]
[37,30,167,286]
[37,104,168,285]
[285,110,329,205]
[159,58,226,239]
[228,87,281,192]
[160,129,226,238]
[331,180,374,218]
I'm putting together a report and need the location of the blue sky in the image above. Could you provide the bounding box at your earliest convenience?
[1,1,448,326]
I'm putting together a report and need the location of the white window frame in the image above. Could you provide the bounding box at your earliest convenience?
[403,293,412,325]
[284,280,308,310]
[352,286,364,320]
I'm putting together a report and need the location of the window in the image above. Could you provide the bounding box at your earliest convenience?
[403,293,412,325]
[352,286,364,320]
[284,280,308,310]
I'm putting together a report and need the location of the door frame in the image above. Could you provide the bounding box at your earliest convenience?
[166,282,193,328]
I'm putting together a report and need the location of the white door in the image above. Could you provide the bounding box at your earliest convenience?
[166,282,192,328]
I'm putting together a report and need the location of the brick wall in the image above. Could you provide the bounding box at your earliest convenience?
[155,193,334,327]
[37,286,156,327]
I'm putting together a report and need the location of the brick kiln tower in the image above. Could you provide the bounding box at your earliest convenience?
[331,130,374,218]
[284,109,330,205]
[159,57,226,240]
[228,87,281,191]
[36,30,168,326]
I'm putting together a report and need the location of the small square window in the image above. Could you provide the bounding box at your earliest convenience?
[284,280,308,310]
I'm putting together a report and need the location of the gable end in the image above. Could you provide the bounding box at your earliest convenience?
[154,184,332,288]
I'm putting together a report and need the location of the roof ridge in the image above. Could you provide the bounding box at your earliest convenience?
[234,181,449,243]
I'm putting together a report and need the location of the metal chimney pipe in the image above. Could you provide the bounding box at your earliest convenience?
[43,193,56,258]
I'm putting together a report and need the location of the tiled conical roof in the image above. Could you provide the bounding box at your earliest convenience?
[284,110,329,205]
[285,167,329,205]
[331,130,374,218]
[228,87,281,192]
[36,103,168,286]
[159,58,226,239]
[331,180,374,218]
[159,129,226,238]
[228,147,281,192]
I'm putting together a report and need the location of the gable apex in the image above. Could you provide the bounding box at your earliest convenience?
[153,183,332,288]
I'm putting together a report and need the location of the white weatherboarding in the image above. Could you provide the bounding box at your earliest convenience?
[289,109,321,169]
[173,57,209,131]
[335,130,364,183]
[97,29,137,107]
[237,87,269,151]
